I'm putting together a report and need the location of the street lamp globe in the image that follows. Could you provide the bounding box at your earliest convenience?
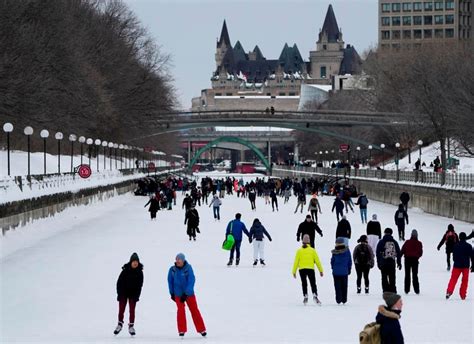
[24,126,34,136]
[108,142,114,148]
[3,123,13,133]
[114,143,118,149]
[368,145,373,150]
[119,144,124,149]
[101,140,108,147]
[319,151,323,154]
[325,150,328,154]
[380,144,386,149]
[94,139,101,146]
[395,142,401,148]
[78,136,86,143]
[69,134,77,142]
[55,132,63,140]
[86,138,93,145]
[40,129,49,138]
[417,140,423,146]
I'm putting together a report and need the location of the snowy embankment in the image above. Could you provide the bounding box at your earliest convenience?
[1,185,472,343]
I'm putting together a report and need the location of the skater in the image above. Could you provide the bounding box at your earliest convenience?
[437,224,459,271]
[399,191,410,212]
[401,229,423,294]
[114,253,144,336]
[184,204,200,241]
[294,192,306,214]
[284,187,291,204]
[332,194,344,221]
[144,195,160,220]
[376,292,404,344]
[355,193,369,224]
[307,194,322,223]
[394,204,409,241]
[249,189,257,211]
[225,213,250,266]
[445,232,474,300]
[342,188,354,213]
[376,228,402,293]
[366,214,382,254]
[248,218,272,266]
[270,189,279,212]
[168,253,207,338]
[292,234,324,305]
[353,235,375,294]
[296,215,323,249]
[182,193,193,220]
[331,238,352,304]
[209,194,222,221]
[335,215,351,247]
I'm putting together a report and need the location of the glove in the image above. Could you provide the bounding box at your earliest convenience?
[196,227,200,233]
[249,239,252,244]
[297,237,300,242]
[180,294,187,303]
[471,266,474,273]
[293,273,296,279]
[437,247,440,251]
[320,233,323,237]
[269,239,272,242]
[171,294,175,302]
[398,263,402,270]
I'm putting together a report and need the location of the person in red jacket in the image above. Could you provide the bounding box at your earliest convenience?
[401,229,423,294]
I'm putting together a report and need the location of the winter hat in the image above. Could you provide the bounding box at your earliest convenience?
[129,252,140,263]
[383,292,401,308]
[372,214,378,221]
[448,224,454,231]
[459,232,467,241]
[176,253,186,261]
[384,227,393,235]
[302,234,311,244]
[411,229,418,239]
[306,215,312,220]
[336,237,345,245]
[357,235,368,243]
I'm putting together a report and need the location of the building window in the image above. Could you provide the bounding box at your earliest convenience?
[320,66,327,78]
[445,28,454,37]
[266,93,271,96]
[392,43,401,49]
[424,2,433,11]
[434,28,444,38]
[289,92,296,96]
[413,16,422,25]
[382,17,391,26]
[435,15,444,24]
[424,15,433,25]
[323,44,327,50]
[403,16,412,25]
[414,29,422,38]
[215,93,222,96]
[392,30,401,39]
[424,29,432,38]
[434,1,443,10]
[413,2,422,11]
[445,0,454,10]
[392,16,401,26]
[392,3,401,12]
[279,92,286,96]
[403,2,412,11]
[403,30,412,39]
[382,3,391,12]
[382,30,391,40]
[445,14,454,24]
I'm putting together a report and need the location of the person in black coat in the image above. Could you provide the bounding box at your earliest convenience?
[248,189,257,210]
[296,215,323,249]
[399,192,410,212]
[366,214,382,254]
[376,228,402,293]
[376,292,404,344]
[394,204,409,241]
[332,194,344,221]
[114,253,144,336]
[144,196,160,220]
[335,216,351,247]
[437,224,459,270]
[185,204,200,241]
[270,189,279,212]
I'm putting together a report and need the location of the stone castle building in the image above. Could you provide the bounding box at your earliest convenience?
[191,4,362,111]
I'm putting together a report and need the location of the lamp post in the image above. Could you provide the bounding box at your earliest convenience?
[114,143,118,169]
[24,126,34,177]
[395,142,400,180]
[380,144,386,170]
[368,145,373,168]
[356,146,361,163]
[3,123,13,176]
[55,132,63,174]
[78,136,86,165]
[417,140,423,162]
[108,142,114,170]
[40,129,49,174]
[69,134,77,172]
[94,139,101,171]
[86,138,93,166]
[101,141,108,170]
[119,144,124,169]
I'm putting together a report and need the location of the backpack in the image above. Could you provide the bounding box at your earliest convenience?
[310,198,317,207]
[357,245,370,266]
[383,241,397,260]
[446,232,457,245]
[222,221,235,251]
[359,196,368,207]
[359,322,381,344]
[298,194,305,202]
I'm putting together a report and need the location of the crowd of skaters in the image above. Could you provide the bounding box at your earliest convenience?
[117,174,473,342]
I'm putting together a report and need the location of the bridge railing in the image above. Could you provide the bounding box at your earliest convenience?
[272,165,474,190]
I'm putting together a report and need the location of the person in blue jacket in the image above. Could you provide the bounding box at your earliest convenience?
[331,237,352,304]
[167,253,206,338]
[376,292,404,344]
[332,194,345,221]
[226,213,250,266]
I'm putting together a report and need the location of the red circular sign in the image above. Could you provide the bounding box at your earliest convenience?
[78,164,92,179]
[147,162,156,172]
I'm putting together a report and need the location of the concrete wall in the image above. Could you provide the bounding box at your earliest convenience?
[272,168,474,223]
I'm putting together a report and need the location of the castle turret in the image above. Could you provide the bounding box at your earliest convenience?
[215,20,232,68]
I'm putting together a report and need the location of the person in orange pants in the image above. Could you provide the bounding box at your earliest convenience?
[446,232,474,300]
[168,253,207,338]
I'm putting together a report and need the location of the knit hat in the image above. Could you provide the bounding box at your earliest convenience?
[302,234,311,244]
[384,227,393,235]
[129,252,140,263]
[411,229,418,239]
[459,232,467,241]
[383,292,401,308]
[448,224,454,231]
[372,214,377,221]
[336,237,345,245]
[176,253,186,261]
[357,235,368,243]
[342,215,347,220]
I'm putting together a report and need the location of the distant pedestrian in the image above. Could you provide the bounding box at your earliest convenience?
[296,215,323,249]
[307,195,322,223]
[284,187,291,203]
[445,232,474,300]
[355,193,369,224]
[270,189,279,212]
[209,194,221,221]
[226,213,250,266]
[353,235,375,294]
[144,195,160,220]
[114,253,144,336]
[292,234,324,305]
[168,253,207,338]
[437,224,459,271]
[294,192,306,214]
[335,215,351,247]
[399,192,410,212]
[394,204,409,241]
[331,238,352,304]
[401,229,423,294]
[249,218,272,266]
[376,292,404,344]
[332,194,344,221]
[184,204,200,241]
[376,228,402,293]
[248,189,257,211]
[366,214,382,254]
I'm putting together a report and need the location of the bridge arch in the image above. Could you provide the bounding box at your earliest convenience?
[189,136,271,172]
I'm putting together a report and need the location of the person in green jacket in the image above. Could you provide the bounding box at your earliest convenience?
[292,234,324,305]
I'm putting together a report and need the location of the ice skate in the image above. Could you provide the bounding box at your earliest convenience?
[113,322,123,335]
[128,323,135,336]
[313,293,321,305]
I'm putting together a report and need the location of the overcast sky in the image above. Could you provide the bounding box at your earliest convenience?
[124,0,378,109]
